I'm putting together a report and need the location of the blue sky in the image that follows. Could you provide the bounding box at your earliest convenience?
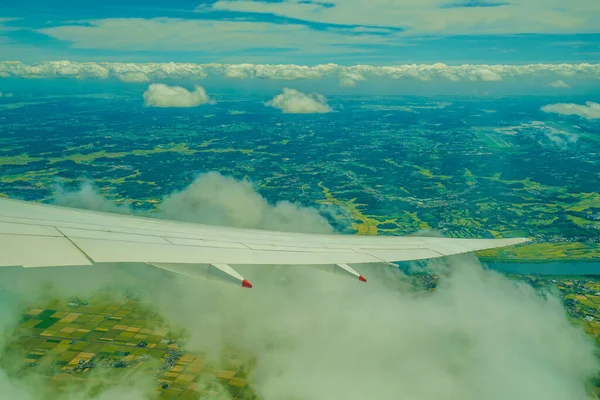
[0,0,599,64]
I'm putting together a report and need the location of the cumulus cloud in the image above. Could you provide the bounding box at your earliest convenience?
[225,257,599,400]
[53,181,131,214]
[549,79,570,88]
[158,172,334,233]
[2,175,599,399]
[54,173,334,234]
[266,88,332,114]
[1,61,599,87]
[143,83,210,108]
[542,101,600,120]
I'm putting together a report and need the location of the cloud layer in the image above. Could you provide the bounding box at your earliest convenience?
[143,83,210,108]
[266,88,333,114]
[1,174,599,399]
[542,101,600,120]
[1,61,598,86]
[207,0,599,35]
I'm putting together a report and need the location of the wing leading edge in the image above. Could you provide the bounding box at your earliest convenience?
[0,198,529,287]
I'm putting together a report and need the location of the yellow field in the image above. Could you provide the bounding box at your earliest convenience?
[477,242,600,261]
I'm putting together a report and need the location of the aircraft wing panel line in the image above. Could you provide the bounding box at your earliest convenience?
[0,214,356,249]
[0,199,521,245]
[0,221,64,237]
[0,204,529,249]
[57,232,447,258]
[0,198,531,271]
[54,227,96,265]
[66,237,384,265]
[0,207,334,242]
[0,215,438,252]
[0,218,506,253]
[361,248,446,263]
[162,236,249,250]
[58,227,173,245]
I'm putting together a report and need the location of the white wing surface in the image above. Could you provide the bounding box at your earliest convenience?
[0,197,529,287]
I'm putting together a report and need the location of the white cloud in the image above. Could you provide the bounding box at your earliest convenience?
[2,177,598,399]
[0,60,210,82]
[143,83,210,108]
[0,91,13,98]
[489,121,581,149]
[207,0,600,35]
[158,172,334,233]
[339,71,366,87]
[53,181,131,214]
[223,63,326,80]
[53,173,340,235]
[549,80,570,88]
[115,71,150,83]
[468,67,502,81]
[0,18,20,35]
[1,61,598,86]
[36,18,390,56]
[542,101,600,120]
[266,88,333,114]
[544,130,579,148]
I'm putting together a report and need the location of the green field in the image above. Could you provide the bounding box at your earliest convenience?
[2,295,257,400]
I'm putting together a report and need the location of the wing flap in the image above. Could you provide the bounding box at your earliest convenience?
[0,234,92,267]
[68,237,381,265]
[0,221,62,236]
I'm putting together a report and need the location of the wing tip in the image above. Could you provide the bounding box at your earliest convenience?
[358,275,367,283]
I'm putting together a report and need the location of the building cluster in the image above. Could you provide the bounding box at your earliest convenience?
[157,346,184,375]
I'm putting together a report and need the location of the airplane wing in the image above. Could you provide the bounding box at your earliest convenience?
[0,197,529,288]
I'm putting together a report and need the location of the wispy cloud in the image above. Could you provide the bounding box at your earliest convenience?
[36,18,394,55]
[542,101,600,120]
[205,0,599,35]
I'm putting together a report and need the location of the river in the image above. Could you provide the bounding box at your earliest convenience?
[396,260,600,276]
[485,261,600,275]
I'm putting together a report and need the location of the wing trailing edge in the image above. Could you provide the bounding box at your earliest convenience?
[0,198,531,289]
